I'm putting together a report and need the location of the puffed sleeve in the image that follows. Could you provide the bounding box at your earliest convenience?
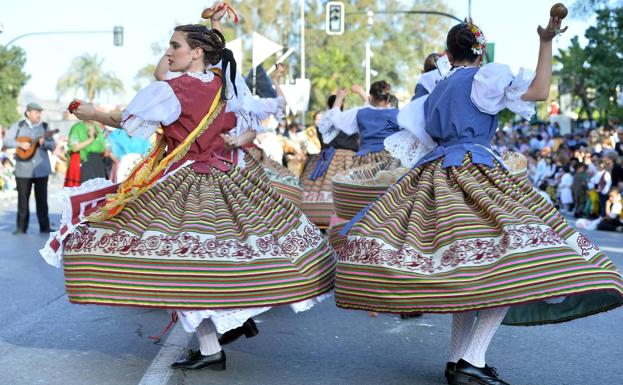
[229,95,286,135]
[120,81,181,140]
[471,63,536,120]
[328,106,360,136]
[316,108,340,144]
[384,96,437,168]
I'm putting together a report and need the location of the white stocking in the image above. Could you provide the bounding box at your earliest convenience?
[448,311,477,363]
[461,307,509,368]
[195,318,222,355]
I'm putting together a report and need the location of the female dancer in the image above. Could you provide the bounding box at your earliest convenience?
[336,16,623,385]
[41,23,335,371]
[299,93,359,228]
[327,81,399,167]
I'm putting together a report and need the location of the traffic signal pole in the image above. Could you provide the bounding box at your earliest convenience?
[4,27,124,48]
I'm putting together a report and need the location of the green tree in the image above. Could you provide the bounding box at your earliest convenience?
[57,53,124,103]
[584,7,623,122]
[0,45,30,127]
[555,36,594,119]
[571,0,623,18]
[224,0,454,112]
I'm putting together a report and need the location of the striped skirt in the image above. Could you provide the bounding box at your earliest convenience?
[336,154,623,325]
[246,147,302,207]
[60,153,335,310]
[301,149,356,228]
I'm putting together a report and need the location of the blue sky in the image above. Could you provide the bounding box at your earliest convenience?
[1,0,594,105]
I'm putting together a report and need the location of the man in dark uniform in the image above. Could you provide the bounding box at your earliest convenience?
[4,102,56,235]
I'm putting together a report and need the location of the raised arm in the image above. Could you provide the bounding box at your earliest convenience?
[154,54,169,81]
[270,63,287,99]
[521,17,567,102]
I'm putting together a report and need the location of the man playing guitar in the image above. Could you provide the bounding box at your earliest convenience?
[4,102,56,235]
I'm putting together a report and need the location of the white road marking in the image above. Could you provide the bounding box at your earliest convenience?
[600,246,623,254]
[137,323,192,385]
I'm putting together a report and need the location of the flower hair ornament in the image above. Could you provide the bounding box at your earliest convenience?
[466,22,487,56]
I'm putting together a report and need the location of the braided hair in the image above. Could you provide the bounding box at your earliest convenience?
[446,23,480,62]
[174,24,238,99]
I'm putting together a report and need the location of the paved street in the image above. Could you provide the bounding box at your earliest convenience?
[1,182,623,385]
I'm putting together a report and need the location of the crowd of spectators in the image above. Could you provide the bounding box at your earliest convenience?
[492,119,623,232]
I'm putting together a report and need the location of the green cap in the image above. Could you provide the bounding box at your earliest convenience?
[26,102,44,111]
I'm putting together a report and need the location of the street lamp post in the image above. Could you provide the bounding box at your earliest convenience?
[3,27,124,48]
[365,11,374,94]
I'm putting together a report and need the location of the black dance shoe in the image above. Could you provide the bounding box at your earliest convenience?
[171,349,226,371]
[399,312,423,319]
[452,359,510,385]
[40,227,56,234]
[218,318,259,345]
[445,362,457,384]
[12,229,26,235]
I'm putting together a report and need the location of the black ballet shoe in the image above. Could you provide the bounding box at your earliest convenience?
[452,359,510,385]
[445,362,457,384]
[171,349,226,371]
[399,312,423,319]
[218,318,259,345]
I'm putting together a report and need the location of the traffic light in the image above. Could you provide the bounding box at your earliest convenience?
[326,1,344,35]
[113,26,124,47]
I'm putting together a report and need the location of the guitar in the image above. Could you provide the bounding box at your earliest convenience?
[15,129,59,161]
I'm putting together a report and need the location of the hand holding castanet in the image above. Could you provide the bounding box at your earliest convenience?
[537,3,569,42]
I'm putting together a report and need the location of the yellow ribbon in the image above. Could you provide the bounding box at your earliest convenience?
[87,85,224,223]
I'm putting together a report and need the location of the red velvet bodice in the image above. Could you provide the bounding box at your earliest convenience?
[163,73,238,173]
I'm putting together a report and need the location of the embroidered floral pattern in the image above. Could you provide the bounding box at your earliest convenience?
[64,224,324,261]
[339,225,565,273]
[576,233,599,257]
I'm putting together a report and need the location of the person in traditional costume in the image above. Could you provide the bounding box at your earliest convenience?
[326,81,399,167]
[299,94,359,228]
[336,16,623,385]
[411,52,448,101]
[64,120,108,187]
[40,20,335,372]
[325,82,408,253]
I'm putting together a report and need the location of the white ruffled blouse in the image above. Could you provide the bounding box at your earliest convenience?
[120,64,285,140]
[385,62,536,168]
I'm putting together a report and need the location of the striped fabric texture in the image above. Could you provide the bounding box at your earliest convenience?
[336,155,623,324]
[247,147,302,208]
[332,158,399,220]
[63,154,335,309]
[301,149,356,227]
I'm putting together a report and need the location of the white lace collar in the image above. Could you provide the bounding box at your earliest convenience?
[166,71,215,83]
[442,65,479,80]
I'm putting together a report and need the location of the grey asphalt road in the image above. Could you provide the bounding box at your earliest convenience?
[1,180,622,385]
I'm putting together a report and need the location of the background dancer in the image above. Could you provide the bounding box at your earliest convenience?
[299,93,359,228]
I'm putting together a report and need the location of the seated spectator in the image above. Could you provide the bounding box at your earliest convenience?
[596,188,623,232]
[604,151,623,192]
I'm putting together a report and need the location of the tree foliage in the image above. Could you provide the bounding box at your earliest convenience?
[0,45,29,127]
[571,0,623,18]
[556,7,623,122]
[224,0,454,112]
[556,36,594,118]
[57,54,124,103]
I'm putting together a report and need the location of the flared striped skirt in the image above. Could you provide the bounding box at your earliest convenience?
[336,154,623,325]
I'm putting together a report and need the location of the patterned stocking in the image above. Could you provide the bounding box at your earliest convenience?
[461,307,509,367]
[448,311,477,363]
[195,318,222,356]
